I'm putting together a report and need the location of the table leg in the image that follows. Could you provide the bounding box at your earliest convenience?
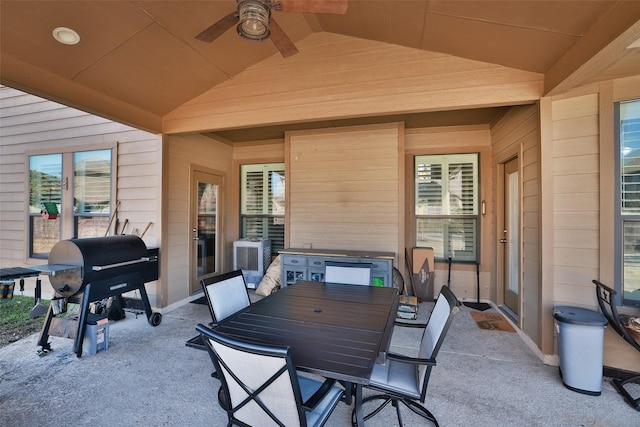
[354,383,364,427]
[343,381,353,405]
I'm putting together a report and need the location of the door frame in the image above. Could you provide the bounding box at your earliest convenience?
[497,156,522,325]
[189,167,225,295]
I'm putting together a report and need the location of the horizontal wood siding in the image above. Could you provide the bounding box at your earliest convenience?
[0,86,161,301]
[551,93,600,308]
[286,124,401,259]
[164,33,543,134]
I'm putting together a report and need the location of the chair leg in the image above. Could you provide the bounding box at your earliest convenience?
[352,394,438,427]
[612,374,640,411]
[401,398,439,426]
[351,394,393,426]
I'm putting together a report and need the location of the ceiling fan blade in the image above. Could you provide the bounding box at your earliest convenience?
[280,0,348,14]
[269,17,298,58]
[196,11,237,42]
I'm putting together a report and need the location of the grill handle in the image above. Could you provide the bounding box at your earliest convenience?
[92,257,151,271]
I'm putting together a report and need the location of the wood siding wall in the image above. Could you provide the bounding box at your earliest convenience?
[550,94,600,308]
[491,104,541,343]
[286,123,403,259]
[163,32,543,134]
[0,86,161,300]
[548,77,640,371]
[164,134,233,304]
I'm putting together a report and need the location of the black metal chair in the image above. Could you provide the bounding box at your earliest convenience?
[592,279,640,411]
[352,285,460,426]
[197,323,344,427]
[392,267,406,295]
[186,270,251,351]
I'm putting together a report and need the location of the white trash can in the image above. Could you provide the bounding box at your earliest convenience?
[553,306,608,395]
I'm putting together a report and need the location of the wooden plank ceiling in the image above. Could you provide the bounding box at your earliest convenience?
[1,0,640,139]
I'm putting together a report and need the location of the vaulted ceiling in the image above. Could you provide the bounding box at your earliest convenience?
[2,1,640,140]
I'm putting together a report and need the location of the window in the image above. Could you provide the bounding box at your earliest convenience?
[29,154,62,257]
[616,99,640,307]
[240,163,285,253]
[415,154,479,262]
[28,149,113,258]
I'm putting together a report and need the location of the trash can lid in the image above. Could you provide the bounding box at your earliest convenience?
[553,306,608,326]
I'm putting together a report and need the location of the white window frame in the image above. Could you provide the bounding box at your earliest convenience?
[27,144,116,259]
[615,98,640,307]
[414,153,479,262]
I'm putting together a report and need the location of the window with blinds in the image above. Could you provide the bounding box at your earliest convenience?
[617,99,640,307]
[415,154,479,262]
[240,163,285,253]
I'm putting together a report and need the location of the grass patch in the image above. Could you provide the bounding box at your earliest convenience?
[0,295,49,348]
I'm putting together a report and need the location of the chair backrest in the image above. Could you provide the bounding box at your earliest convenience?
[196,324,309,427]
[593,279,640,352]
[417,285,459,400]
[324,261,372,285]
[201,270,251,323]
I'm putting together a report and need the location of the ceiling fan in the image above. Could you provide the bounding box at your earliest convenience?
[195,0,348,58]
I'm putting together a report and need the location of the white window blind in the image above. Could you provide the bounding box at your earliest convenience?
[415,154,479,262]
[240,163,285,252]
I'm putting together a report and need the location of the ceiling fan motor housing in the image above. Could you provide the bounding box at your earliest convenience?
[237,0,274,40]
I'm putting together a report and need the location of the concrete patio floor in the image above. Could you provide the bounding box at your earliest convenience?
[0,293,637,426]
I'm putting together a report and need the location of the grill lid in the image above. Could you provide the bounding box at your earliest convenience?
[45,235,149,296]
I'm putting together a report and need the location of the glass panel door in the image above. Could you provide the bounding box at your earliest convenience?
[503,158,520,315]
[191,171,222,294]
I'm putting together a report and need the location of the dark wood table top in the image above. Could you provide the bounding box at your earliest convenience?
[213,281,399,384]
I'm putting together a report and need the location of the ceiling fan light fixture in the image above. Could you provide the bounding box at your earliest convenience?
[52,27,80,45]
[237,0,271,41]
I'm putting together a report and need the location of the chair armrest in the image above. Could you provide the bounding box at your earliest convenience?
[301,378,338,410]
[387,352,437,366]
[393,320,428,328]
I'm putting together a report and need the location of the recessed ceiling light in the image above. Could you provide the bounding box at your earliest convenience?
[52,27,80,45]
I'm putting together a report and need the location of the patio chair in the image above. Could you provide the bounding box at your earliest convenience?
[592,279,640,411]
[196,323,344,427]
[186,270,251,351]
[392,267,406,295]
[353,285,460,426]
[324,261,372,286]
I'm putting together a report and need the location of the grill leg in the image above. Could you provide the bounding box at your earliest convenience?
[73,284,92,357]
[137,284,162,326]
[36,304,54,355]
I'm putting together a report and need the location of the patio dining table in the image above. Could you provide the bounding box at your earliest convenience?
[212,280,399,426]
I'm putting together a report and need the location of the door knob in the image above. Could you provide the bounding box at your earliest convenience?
[500,239,507,243]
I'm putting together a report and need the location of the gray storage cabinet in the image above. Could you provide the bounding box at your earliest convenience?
[553,306,608,395]
[280,248,394,287]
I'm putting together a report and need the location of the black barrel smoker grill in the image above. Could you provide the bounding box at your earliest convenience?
[35,235,161,357]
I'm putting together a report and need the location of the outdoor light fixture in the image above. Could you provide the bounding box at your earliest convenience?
[52,27,80,45]
[237,0,271,41]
